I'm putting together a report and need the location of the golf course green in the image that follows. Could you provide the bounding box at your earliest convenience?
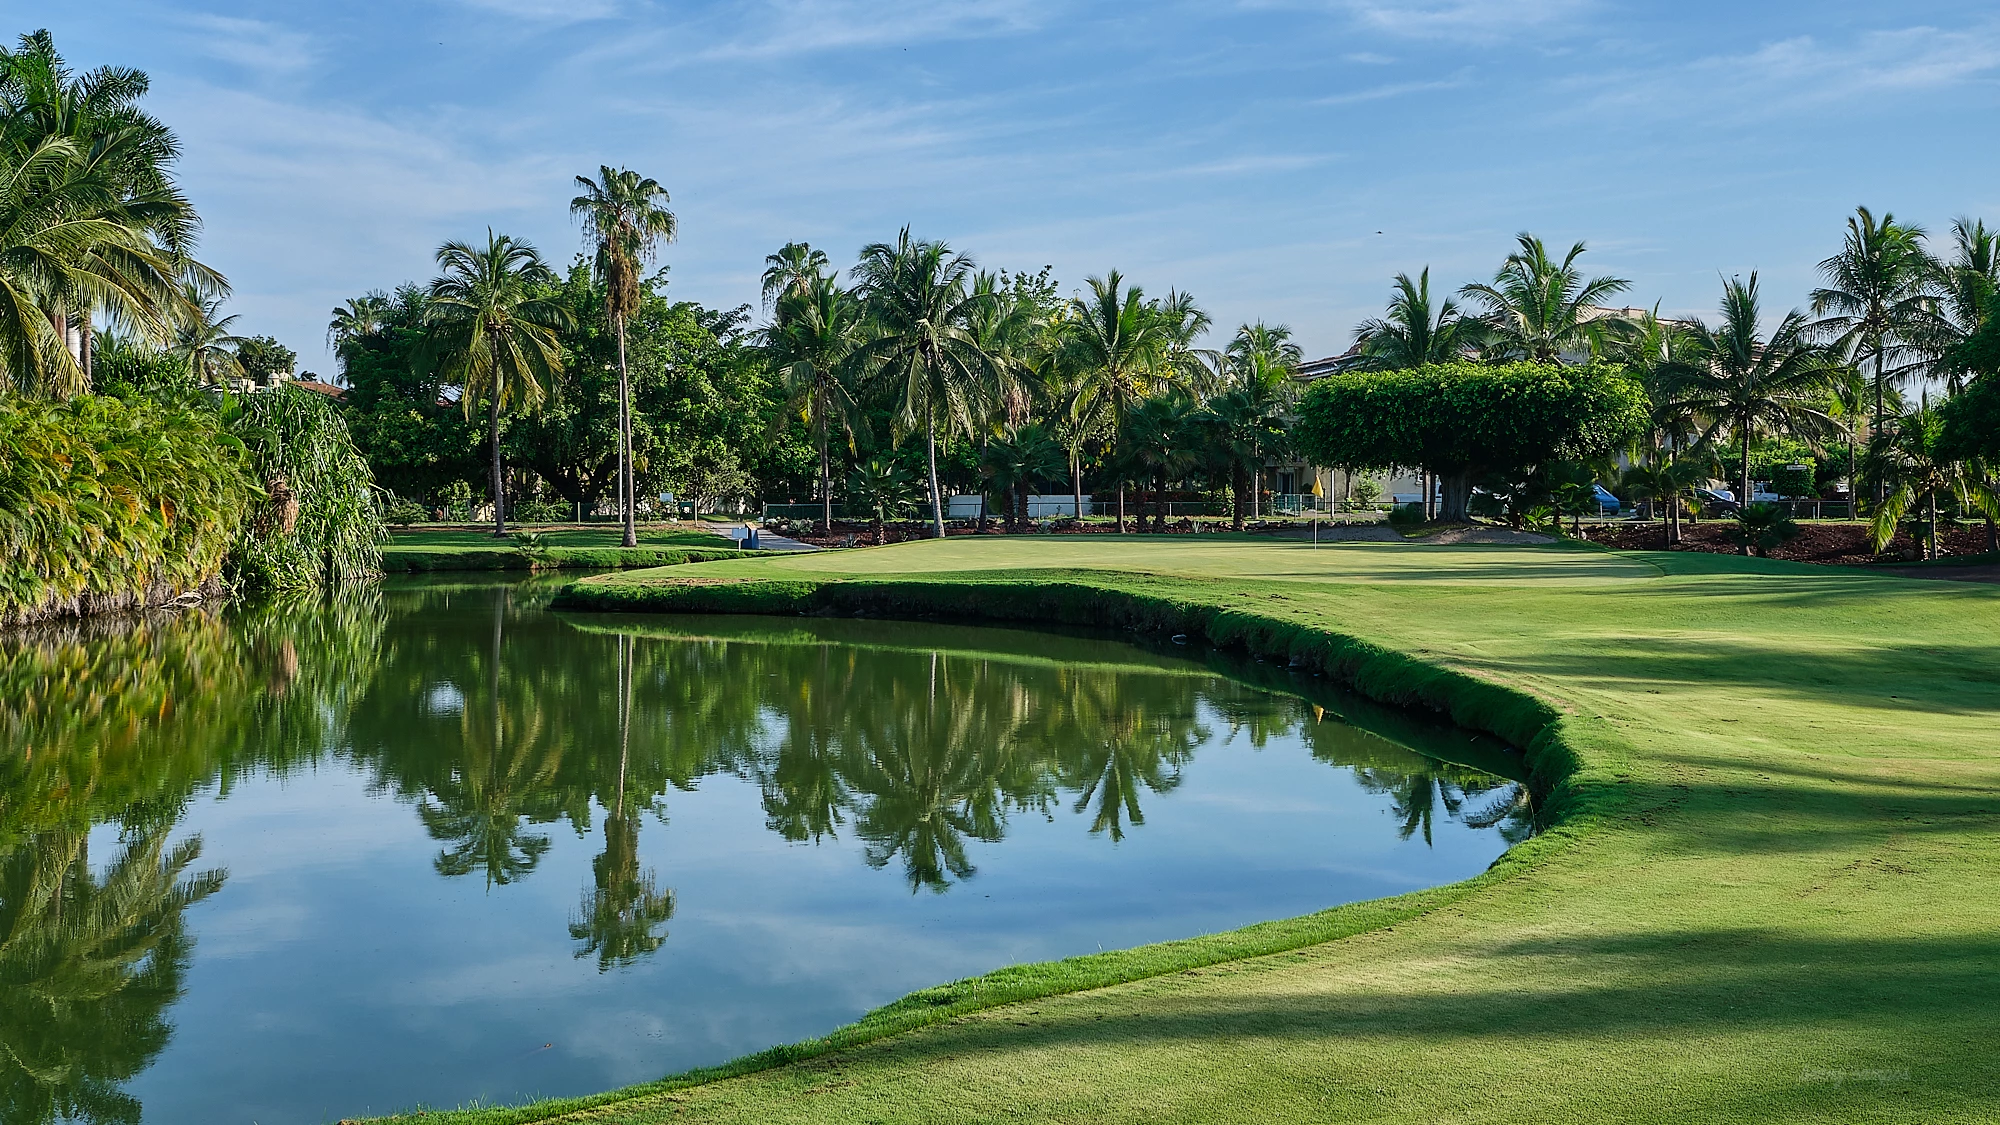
[407,537,2000,1124]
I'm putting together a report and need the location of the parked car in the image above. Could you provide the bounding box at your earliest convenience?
[1692,487,1740,516]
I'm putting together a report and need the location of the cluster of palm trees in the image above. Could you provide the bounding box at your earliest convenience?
[0,30,234,399]
[1348,216,2000,557]
[764,232,1300,537]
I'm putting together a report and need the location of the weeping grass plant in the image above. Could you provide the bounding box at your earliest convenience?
[0,394,252,623]
[224,386,385,591]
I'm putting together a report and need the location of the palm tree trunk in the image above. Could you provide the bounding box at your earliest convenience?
[1928,488,1939,561]
[1116,486,1126,533]
[1233,462,1248,532]
[926,421,945,539]
[820,432,832,536]
[1872,348,1886,509]
[1071,455,1083,522]
[79,307,92,392]
[618,317,636,547]
[1738,420,1752,555]
[490,396,506,537]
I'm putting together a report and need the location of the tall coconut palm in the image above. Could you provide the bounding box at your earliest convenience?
[0,134,195,397]
[765,273,866,533]
[422,231,571,537]
[167,288,246,386]
[1669,274,1841,545]
[0,30,214,391]
[1927,217,2000,394]
[851,228,1006,539]
[1865,406,2000,560]
[1810,207,1937,486]
[760,241,829,311]
[571,166,677,547]
[1461,233,1631,363]
[1354,267,1483,369]
[1059,272,1175,531]
[326,292,389,351]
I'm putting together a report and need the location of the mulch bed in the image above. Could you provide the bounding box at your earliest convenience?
[1587,520,1999,566]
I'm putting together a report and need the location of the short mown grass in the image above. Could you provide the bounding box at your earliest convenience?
[382,537,2000,1124]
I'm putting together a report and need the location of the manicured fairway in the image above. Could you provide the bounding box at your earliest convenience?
[405,538,2000,1124]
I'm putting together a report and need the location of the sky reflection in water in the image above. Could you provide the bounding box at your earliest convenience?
[0,575,1528,1124]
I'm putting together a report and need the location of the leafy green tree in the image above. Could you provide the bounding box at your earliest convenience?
[851,228,1007,538]
[421,231,572,537]
[766,273,865,532]
[1669,274,1841,531]
[1294,361,1645,522]
[1810,207,1937,479]
[1460,233,1630,363]
[1353,268,1483,369]
[233,334,294,385]
[1930,217,1999,393]
[572,166,677,546]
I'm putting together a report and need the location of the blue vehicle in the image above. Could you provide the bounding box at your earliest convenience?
[1593,484,1621,515]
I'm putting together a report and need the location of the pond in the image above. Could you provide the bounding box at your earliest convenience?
[0,575,1532,1124]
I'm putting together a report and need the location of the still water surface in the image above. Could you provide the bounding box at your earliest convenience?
[2,576,1529,1124]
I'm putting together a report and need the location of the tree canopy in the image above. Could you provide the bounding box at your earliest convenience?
[1293,361,1645,520]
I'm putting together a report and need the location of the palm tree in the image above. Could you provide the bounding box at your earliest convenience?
[760,241,829,310]
[766,274,866,534]
[1460,233,1631,363]
[0,134,195,397]
[422,231,571,537]
[1059,272,1176,531]
[851,228,1006,539]
[1205,373,1291,531]
[167,288,246,385]
[1669,274,1841,547]
[847,453,914,544]
[0,30,214,392]
[1866,407,2000,560]
[1353,268,1483,368]
[326,292,388,351]
[1124,391,1203,531]
[1810,206,1937,494]
[571,166,677,547]
[978,422,1064,530]
[1928,217,1999,394]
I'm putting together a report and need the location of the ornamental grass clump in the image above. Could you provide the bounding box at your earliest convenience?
[224,386,385,591]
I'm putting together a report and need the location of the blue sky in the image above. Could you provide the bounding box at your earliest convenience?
[29,0,2000,374]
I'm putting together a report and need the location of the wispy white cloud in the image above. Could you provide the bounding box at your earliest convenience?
[694,0,1046,62]
[449,0,620,19]
[167,13,316,80]
[1337,0,1594,42]
[1568,21,2000,119]
[1342,51,1396,65]
[1313,68,1470,105]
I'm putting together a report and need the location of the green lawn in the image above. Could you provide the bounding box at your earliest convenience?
[402,537,2000,1124]
[380,525,745,571]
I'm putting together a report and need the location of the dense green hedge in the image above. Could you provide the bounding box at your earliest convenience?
[0,388,387,624]
[0,395,253,624]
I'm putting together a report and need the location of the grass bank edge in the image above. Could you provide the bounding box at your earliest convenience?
[373,571,1630,1125]
[379,547,753,573]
